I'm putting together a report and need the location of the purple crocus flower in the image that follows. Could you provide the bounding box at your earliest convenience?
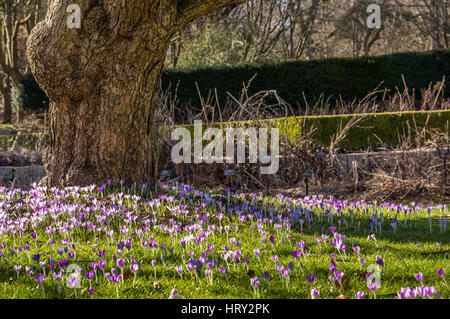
[85,271,94,280]
[14,265,21,274]
[414,272,423,282]
[97,249,106,259]
[109,274,121,284]
[328,260,337,272]
[117,258,125,269]
[437,268,444,277]
[67,275,79,288]
[131,263,140,274]
[292,250,302,259]
[416,286,428,298]
[310,288,320,299]
[32,254,41,263]
[98,260,106,269]
[334,271,344,281]
[397,288,410,299]
[355,291,365,299]
[250,277,260,288]
[219,267,227,275]
[305,275,316,283]
[53,271,63,281]
[282,268,291,279]
[35,274,46,285]
[367,282,378,292]
[169,288,179,299]
[375,255,384,267]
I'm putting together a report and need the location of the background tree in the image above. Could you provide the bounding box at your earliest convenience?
[395,0,449,50]
[0,0,42,123]
[26,0,241,187]
[280,0,322,60]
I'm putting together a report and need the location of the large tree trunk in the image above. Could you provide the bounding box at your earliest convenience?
[26,1,177,187]
[26,0,239,187]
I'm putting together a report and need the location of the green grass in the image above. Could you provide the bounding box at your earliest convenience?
[0,184,448,299]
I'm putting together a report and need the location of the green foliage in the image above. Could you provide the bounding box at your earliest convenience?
[12,76,50,111]
[177,24,245,69]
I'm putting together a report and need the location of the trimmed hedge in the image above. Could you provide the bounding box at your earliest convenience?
[178,110,450,152]
[13,76,50,111]
[162,50,450,117]
[15,50,450,116]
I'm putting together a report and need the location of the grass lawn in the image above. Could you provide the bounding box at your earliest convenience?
[0,182,448,299]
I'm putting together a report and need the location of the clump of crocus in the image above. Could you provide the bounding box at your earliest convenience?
[359,258,366,272]
[281,268,291,289]
[367,281,378,299]
[398,286,439,299]
[107,273,121,298]
[437,268,447,286]
[151,260,157,279]
[117,258,125,284]
[250,277,260,298]
[175,266,183,279]
[35,274,46,297]
[85,271,94,291]
[130,261,140,288]
[67,274,79,299]
[14,265,21,279]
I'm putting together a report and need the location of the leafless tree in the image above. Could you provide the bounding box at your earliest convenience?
[0,0,43,123]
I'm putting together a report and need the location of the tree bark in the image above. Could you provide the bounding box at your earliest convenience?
[26,0,239,187]
[1,77,12,124]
